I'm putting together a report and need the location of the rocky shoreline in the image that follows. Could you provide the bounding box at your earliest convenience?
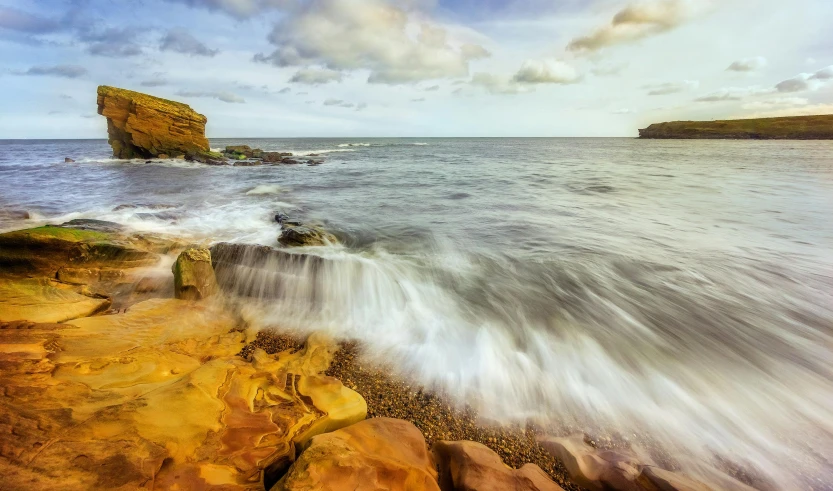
[0,218,761,490]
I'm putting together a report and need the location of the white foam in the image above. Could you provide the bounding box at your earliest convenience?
[246,184,283,195]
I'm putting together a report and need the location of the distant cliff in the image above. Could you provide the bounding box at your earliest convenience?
[639,114,833,139]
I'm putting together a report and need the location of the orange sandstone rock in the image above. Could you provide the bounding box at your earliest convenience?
[97,85,210,159]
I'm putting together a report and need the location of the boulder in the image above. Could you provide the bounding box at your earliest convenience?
[273,418,440,491]
[97,85,210,159]
[263,152,292,163]
[172,247,218,300]
[64,157,75,163]
[279,225,337,247]
[538,435,723,491]
[433,440,564,491]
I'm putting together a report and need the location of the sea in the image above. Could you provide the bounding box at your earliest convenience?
[1,138,832,489]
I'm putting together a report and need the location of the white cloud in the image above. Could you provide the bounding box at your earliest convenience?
[168,0,293,19]
[160,28,218,57]
[695,86,770,102]
[727,56,767,72]
[288,67,343,84]
[645,80,698,95]
[567,0,712,53]
[512,60,580,85]
[253,0,489,84]
[739,103,833,119]
[469,73,528,95]
[175,90,245,103]
[775,66,833,92]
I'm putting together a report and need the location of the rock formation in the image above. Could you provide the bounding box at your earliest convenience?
[279,225,337,247]
[638,114,833,139]
[173,246,219,300]
[97,85,211,158]
[433,440,564,491]
[274,418,440,491]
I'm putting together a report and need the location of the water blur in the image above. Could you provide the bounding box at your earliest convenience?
[2,138,832,488]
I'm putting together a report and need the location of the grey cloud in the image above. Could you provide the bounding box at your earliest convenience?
[355,102,367,111]
[411,98,425,102]
[776,75,811,93]
[568,0,707,53]
[512,60,580,85]
[0,6,59,33]
[81,27,142,57]
[323,98,343,106]
[644,80,698,95]
[727,57,767,72]
[470,73,527,95]
[289,68,343,85]
[168,0,294,19]
[591,63,628,77]
[175,90,246,103]
[23,64,87,78]
[296,91,308,95]
[424,85,440,91]
[160,28,218,57]
[140,77,169,87]
[810,66,833,80]
[254,0,489,84]
[278,87,291,94]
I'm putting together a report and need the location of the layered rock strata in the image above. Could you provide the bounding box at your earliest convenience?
[97,85,211,158]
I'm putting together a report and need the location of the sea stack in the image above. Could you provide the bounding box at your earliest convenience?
[96,85,210,158]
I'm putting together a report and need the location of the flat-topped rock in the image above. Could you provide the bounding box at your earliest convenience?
[97,85,211,159]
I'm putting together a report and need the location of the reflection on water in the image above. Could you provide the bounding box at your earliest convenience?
[2,137,833,488]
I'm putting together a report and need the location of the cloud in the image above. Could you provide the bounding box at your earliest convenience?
[469,73,528,95]
[644,80,698,95]
[810,66,833,81]
[695,86,770,102]
[253,0,490,84]
[424,85,439,91]
[775,66,833,93]
[323,98,357,108]
[741,97,808,111]
[411,97,425,102]
[160,28,218,56]
[591,63,628,77]
[22,65,87,78]
[567,0,710,53]
[738,103,833,119]
[512,59,580,85]
[278,87,291,94]
[140,77,169,87]
[726,56,767,72]
[612,108,635,114]
[175,90,246,103]
[0,6,59,33]
[355,102,367,111]
[288,67,343,85]
[168,0,293,19]
[80,27,142,57]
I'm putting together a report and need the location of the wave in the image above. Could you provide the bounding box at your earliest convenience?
[337,143,372,147]
[246,184,283,195]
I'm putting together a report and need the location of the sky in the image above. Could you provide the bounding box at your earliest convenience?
[0,0,832,138]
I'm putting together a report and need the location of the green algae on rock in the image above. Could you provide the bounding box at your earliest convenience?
[639,114,833,139]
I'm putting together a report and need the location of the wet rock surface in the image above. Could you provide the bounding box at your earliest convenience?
[434,440,565,491]
[273,417,440,491]
[172,246,219,300]
[279,225,337,247]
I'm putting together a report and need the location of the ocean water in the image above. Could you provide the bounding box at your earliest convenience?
[1,138,833,489]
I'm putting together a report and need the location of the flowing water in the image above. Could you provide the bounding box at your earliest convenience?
[1,138,832,489]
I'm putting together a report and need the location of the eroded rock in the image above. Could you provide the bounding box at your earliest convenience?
[433,440,564,491]
[273,417,440,491]
[97,85,210,159]
[279,225,337,247]
[0,298,367,490]
[173,246,218,300]
[0,278,110,323]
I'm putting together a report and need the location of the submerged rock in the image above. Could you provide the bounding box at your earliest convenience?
[172,246,218,300]
[279,225,337,247]
[97,85,210,159]
[274,418,440,491]
[64,157,75,163]
[433,440,564,491]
